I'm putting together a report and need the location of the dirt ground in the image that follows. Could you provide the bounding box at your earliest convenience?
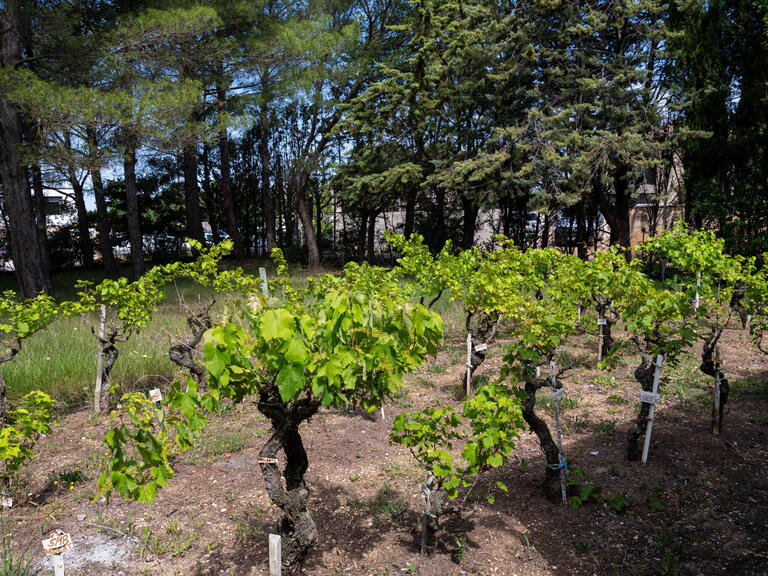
[8,322,768,576]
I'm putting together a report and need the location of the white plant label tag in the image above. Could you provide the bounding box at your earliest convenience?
[149,389,162,404]
[0,496,11,508]
[640,391,661,405]
[42,530,73,555]
[474,343,488,353]
[598,318,607,326]
[552,388,565,401]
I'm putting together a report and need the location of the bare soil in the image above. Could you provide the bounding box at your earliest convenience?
[9,324,768,576]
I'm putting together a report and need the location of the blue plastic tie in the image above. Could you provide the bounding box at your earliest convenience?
[547,458,569,477]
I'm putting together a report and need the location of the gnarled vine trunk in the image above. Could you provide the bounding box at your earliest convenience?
[420,473,446,556]
[257,384,320,574]
[168,296,215,386]
[729,283,748,329]
[94,328,120,414]
[0,338,21,425]
[520,368,563,500]
[596,302,614,360]
[700,330,729,432]
[464,312,502,392]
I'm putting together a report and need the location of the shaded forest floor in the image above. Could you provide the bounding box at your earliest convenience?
[8,322,768,576]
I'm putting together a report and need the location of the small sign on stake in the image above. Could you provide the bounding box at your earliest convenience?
[42,530,73,555]
[474,343,487,353]
[43,528,73,574]
[597,318,607,326]
[0,495,12,508]
[149,389,162,404]
[640,391,661,405]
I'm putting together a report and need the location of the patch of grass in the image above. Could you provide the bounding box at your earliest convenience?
[597,418,618,435]
[536,389,580,411]
[428,362,447,374]
[471,373,490,392]
[607,393,629,405]
[381,459,422,482]
[429,294,466,338]
[47,466,86,491]
[592,375,619,389]
[558,349,591,369]
[730,374,768,399]
[183,428,248,464]
[573,539,590,553]
[348,485,407,522]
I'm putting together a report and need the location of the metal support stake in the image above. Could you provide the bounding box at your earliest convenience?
[94,304,106,415]
[550,361,567,505]
[466,333,472,397]
[259,267,270,299]
[641,354,664,466]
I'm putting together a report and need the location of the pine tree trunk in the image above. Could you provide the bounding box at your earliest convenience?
[31,164,53,282]
[366,210,376,262]
[260,103,276,252]
[86,126,118,276]
[404,188,417,239]
[460,195,478,249]
[358,212,367,262]
[123,129,145,279]
[201,144,220,243]
[66,155,95,268]
[91,168,118,276]
[296,169,320,270]
[183,142,205,244]
[600,163,633,250]
[315,182,323,251]
[576,200,587,260]
[0,2,52,297]
[218,126,243,258]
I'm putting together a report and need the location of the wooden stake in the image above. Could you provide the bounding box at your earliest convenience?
[93,304,106,415]
[550,361,567,505]
[466,333,472,397]
[259,267,270,299]
[712,346,721,436]
[50,554,64,576]
[269,533,281,576]
[641,354,664,466]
